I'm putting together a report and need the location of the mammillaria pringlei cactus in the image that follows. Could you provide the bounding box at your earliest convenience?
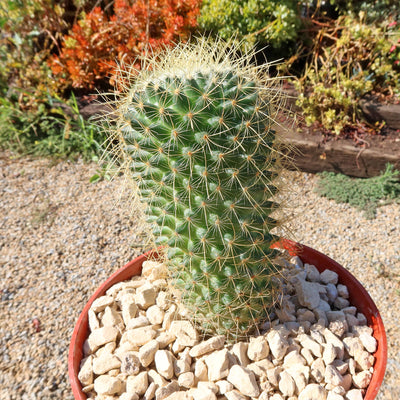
[111,38,289,341]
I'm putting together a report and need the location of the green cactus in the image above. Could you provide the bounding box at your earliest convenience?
[113,39,287,340]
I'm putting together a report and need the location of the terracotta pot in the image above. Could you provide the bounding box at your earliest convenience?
[69,240,387,400]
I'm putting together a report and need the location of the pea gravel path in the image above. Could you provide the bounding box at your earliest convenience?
[0,151,399,400]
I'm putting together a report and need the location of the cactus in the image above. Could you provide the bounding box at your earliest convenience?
[112,39,287,340]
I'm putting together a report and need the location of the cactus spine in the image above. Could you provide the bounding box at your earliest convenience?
[113,39,286,340]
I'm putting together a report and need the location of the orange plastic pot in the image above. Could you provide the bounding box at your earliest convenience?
[68,240,387,400]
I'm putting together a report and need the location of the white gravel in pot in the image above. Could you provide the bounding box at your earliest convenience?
[78,257,378,400]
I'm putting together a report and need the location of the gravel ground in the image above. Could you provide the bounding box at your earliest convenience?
[0,151,399,400]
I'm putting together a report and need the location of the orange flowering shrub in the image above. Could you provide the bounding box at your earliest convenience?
[50,0,202,89]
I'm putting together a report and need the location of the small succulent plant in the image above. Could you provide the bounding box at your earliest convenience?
[109,38,288,340]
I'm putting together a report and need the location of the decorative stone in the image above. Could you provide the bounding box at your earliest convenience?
[352,370,372,389]
[147,305,165,325]
[345,389,364,400]
[121,352,141,375]
[323,329,345,360]
[283,350,307,367]
[267,330,289,360]
[267,366,282,387]
[323,283,336,303]
[337,284,349,299]
[292,276,321,309]
[287,368,307,394]
[343,337,363,357]
[148,369,168,388]
[126,316,150,330]
[78,356,93,386]
[120,392,140,400]
[355,350,375,370]
[298,309,316,323]
[135,284,157,309]
[332,359,348,374]
[225,390,248,400]
[162,305,177,330]
[189,335,225,358]
[174,357,191,376]
[340,374,352,391]
[189,388,217,400]
[310,358,325,383]
[122,326,157,346]
[178,372,195,388]
[231,342,250,367]
[298,334,322,357]
[270,394,285,400]
[155,381,180,400]
[169,321,199,346]
[122,302,139,326]
[298,384,327,400]
[102,306,124,329]
[276,296,296,322]
[127,371,148,395]
[164,392,188,400]
[327,392,344,400]
[156,291,171,311]
[139,339,160,367]
[320,270,339,285]
[359,332,377,353]
[194,359,208,382]
[300,348,314,365]
[144,382,157,400]
[154,350,175,380]
[156,332,176,348]
[93,352,122,375]
[325,365,344,386]
[323,342,337,365]
[88,309,100,331]
[94,375,123,395]
[197,381,218,394]
[227,365,260,397]
[141,261,168,282]
[204,348,230,381]
[329,320,348,338]
[334,297,350,309]
[216,380,234,394]
[88,326,119,351]
[247,358,274,378]
[247,336,269,361]
[91,295,115,313]
[304,264,319,282]
[279,370,296,397]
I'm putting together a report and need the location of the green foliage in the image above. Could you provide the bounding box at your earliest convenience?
[315,164,400,219]
[0,0,110,160]
[111,39,287,340]
[294,13,400,135]
[331,0,399,21]
[198,0,301,50]
[0,93,106,161]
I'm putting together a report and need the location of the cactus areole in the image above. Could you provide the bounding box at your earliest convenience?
[115,39,286,340]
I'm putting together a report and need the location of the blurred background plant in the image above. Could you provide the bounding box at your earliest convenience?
[283,1,400,138]
[49,0,201,90]
[0,0,200,160]
[198,0,301,53]
[0,0,399,161]
[291,12,400,136]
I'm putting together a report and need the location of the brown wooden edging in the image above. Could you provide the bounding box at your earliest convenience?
[278,125,400,178]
